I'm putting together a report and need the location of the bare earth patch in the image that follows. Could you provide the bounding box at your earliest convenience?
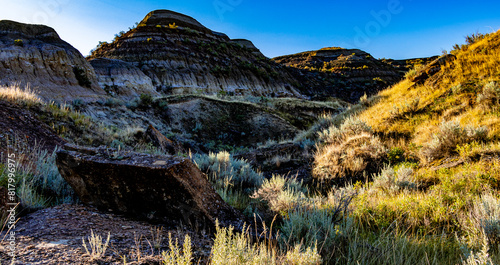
[0,204,213,264]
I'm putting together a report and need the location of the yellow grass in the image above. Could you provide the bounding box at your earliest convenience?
[360,30,500,146]
[0,84,42,105]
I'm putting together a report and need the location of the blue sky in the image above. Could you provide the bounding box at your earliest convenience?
[1,0,500,59]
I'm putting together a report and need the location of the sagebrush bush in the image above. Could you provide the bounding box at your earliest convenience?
[251,175,307,213]
[371,165,417,194]
[473,193,500,248]
[280,207,354,263]
[193,151,263,191]
[293,109,356,143]
[0,138,75,210]
[477,81,500,110]
[313,117,386,184]
[317,116,372,144]
[420,121,488,163]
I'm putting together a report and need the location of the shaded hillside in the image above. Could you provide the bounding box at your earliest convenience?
[273,47,403,101]
[88,10,303,98]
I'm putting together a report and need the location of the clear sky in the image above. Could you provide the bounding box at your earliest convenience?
[1,0,499,59]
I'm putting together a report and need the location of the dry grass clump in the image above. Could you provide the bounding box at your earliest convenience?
[420,121,488,163]
[82,229,111,262]
[162,233,192,265]
[0,84,42,106]
[209,222,277,265]
[209,220,323,265]
[313,117,386,183]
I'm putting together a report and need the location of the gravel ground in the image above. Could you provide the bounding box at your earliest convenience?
[0,204,213,264]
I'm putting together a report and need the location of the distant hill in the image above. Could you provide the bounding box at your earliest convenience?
[273,47,405,101]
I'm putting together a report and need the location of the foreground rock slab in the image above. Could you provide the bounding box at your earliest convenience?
[56,145,242,231]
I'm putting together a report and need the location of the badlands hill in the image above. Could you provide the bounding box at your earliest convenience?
[0,20,106,101]
[88,10,304,98]
[273,47,403,101]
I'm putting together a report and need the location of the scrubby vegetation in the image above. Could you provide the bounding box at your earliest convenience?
[195,30,500,264]
[0,135,75,213]
[3,30,500,264]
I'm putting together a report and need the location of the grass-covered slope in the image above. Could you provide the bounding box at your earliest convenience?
[306,30,500,264]
[360,30,500,145]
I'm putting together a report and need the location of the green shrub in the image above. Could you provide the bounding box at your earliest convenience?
[139,93,153,108]
[73,67,92,88]
[14,39,24,47]
[388,147,405,165]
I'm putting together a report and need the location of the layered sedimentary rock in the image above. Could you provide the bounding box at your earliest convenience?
[56,145,242,230]
[88,10,303,97]
[0,20,106,101]
[89,58,159,99]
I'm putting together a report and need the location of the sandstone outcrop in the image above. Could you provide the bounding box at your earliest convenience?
[56,145,242,230]
[88,10,303,97]
[0,20,106,102]
[89,58,159,99]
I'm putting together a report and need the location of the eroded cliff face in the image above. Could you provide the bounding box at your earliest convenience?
[88,10,303,97]
[0,20,106,101]
[89,58,159,99]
